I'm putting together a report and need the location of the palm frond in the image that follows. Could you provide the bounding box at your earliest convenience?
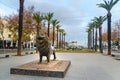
[102,16,107,22]
[97,3,108,10]
[33,12,43,24]
[45,12,54,21]
[51,19,59,27]
[97,0,119,11]
[112,0,119,7]
[110,0,114,5]
[56,25,61,29]
[104,0,110,10]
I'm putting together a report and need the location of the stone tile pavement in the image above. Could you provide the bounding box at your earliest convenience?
[0,53,120,80]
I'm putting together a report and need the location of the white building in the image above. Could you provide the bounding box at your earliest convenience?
[0,18,36,49]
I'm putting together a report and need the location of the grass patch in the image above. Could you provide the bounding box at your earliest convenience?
[114,57,120,60]
[56,49,99,53]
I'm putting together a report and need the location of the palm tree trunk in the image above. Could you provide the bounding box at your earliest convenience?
[36,24,40,36]
[107,12,111,55]
[47,21,50,37]
[52,27,55,45]
[36,23,40,54]
[64,35,65,48]
[59,32,61,48]
[57,29,59,48]
[92,28,94,50]
[99,26,103,53]
[88,32,92,49]
[88,32,91,49]
[62,33,64,48]
[17,0,24,56]
[95,28,97,51]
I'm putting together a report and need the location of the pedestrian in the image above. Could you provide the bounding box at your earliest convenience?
[51,45,56,60]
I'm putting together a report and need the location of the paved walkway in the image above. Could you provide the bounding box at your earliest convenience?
[0,53,120,80]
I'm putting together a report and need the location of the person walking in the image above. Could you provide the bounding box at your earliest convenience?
[51,45,56,60]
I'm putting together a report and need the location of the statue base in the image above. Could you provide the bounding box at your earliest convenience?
[10,60,71,78]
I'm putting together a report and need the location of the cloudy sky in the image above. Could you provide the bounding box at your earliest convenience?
[0,0,120,47]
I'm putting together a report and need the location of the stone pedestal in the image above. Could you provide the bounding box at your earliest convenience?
[10,60,71,78]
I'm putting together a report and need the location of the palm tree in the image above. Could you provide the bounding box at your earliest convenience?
[59,29,63,48]
[33,12,43,35]
[87,23,94,49]
[33,12,44,53]
[95,22,99,52]
[17,0,24,56]
[90,22,96,50]
[97,0,119,55]
[51,19,59,46]
[56,25,61,48]
[61,29,65,48]
[87,28,92,49]
[63,32,66,48]
[44,12,54,37]
[92,26,95,50]
[92,19,99,51]
[94,16,107,53]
